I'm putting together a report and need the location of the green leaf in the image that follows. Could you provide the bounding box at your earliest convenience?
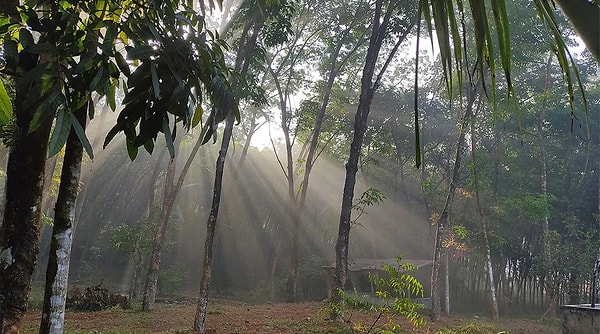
[71,111,94,159]
[0,80,13,126]
[143,138,154,154]
[163,116,175,158]
[101,23,118,55]
[491,0,511,89]
[28,88,64,134]
[104,123,122,148]
[127,45,157,60]
[107,83,116,111]
[150,62,160,99]
[191,104,203,128]
[126,138,138,160]
[48,110,72,157]
[19,28,34,49]
[89,64,105,92]
[115,51,130,76]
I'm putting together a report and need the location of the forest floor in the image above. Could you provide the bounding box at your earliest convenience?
[20,299,562,334]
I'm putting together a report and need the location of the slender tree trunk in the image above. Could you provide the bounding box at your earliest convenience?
[129,147,166,301]
[193,112,235,333]
[143,130,206,310]
[469,100,499,319]
[0,53,54,333]
[268,240,280,301]
[538,55,554,319]
[431,82,478,320]
[39,105,87,334]
[193,15,262,332]
[266,10,367,301]
[333,0,412,311]
[142,144,179,310]
[443,251,450,315]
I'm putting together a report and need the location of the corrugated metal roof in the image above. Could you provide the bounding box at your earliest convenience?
[322,258,433,271]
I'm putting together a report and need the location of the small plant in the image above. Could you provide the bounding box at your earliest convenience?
[158,264,187,297]
[351,188,386,227]
[327,257,426,333]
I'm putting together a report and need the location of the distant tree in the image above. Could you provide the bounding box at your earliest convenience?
[193,0,294,331]
[266,0,370,302]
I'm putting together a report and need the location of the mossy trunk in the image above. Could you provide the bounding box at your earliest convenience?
[0,77,53,334]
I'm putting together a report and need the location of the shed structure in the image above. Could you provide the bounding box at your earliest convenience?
[322,258,433,299]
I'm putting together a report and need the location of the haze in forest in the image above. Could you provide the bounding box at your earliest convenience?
[0,0,599,333]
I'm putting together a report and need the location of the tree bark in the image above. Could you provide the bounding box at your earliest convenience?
[332,0,412,310]
[469,98,499,319]
[193,15,262,332]
[193,112,235,333]
[443,252,450,315]
[538,55,555,319]
[142,130,206,310]
[142,140,179,310]
[39,105,87,334]
[0,72,53,334]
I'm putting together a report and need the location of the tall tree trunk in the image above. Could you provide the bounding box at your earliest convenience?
[142,140,179,310]
[430,82,478,320]
[267,9,367,301]
[193,113,235,333]
[538,55,555,319]
[469,99,499,319]
[443,251,450,315]
[193,15,262,332]
[333,0,413,310]
[143,129,207,310]
[39,104,87,334]
[0,71,54,334]
[269,65,300,302]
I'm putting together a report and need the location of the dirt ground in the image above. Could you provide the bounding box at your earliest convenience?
[21,300,562,333]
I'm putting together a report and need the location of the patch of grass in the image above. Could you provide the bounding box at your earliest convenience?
[265,318,352,334]
[434,322,499,334]
[539,317,561,328]
[207,305,223,315]
[27,285,45,310]
[65,330,147,334]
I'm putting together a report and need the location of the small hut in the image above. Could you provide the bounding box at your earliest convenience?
[322,258,433,306]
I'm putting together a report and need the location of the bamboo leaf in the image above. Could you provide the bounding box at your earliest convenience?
[431,0,454,94]
[107,83,116,111]
[491,0,512,89]
[89,65,105,91]
[104,123,122,148]
[532,0,587,116]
